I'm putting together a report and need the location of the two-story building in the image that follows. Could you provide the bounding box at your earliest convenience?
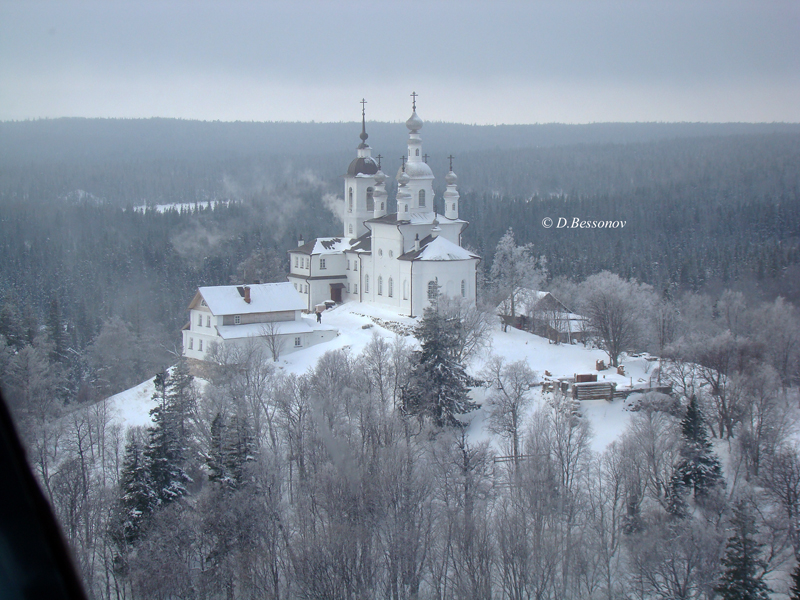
[182,282,336,361]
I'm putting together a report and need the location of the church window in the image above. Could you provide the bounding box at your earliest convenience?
[416,149,420,156]
[294,256,298,267]
[366,187,374,211]
[346,260,350,270]
[388,278,393,297]
[452,203,456,211]
[349,224,353,235]
[295,337,302,347]
[378,248,382,257]
[320,258,326,270]
[389,250,393,258]
[403,280,408,300]
[365,275,369,293]
[347,282,350,293]
[380,202,385,210]
[354,262,357,271]
[234,315,241,325]
[348,188,353,212]
[354,284,358,294]
[378,276,383,295]
[404,204,409,213]
[461,280,466,297]
[188,338,193,350]
[206,316,211,327]
[419,190,425,207]
[199,339,203,351]
[197,314,202,326]
[427,280,438,301]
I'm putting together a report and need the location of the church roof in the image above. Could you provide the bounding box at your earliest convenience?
[196,282,305,315]
[398,235,480,262]
[347,231,371,253]
[292,237,355,256]
[346,156,379,177]
[367,211,464,226]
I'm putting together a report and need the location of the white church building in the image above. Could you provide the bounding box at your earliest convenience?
[288,96,480,317]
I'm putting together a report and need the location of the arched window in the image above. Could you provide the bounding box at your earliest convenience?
[378,276,383,295]
[348,188,353,212]
[365,275,370,293]
[380,202,384,210]
[419,189,425,207]
[416,149,420,156]
[452,203,456,211]
[427,280,438,301]
[461,279,466,297]
[366,187,374,211]
[403,280,408,300]
[388,277,393,297]
[348,224,353,235]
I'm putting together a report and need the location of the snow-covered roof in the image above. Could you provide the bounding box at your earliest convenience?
[368,211,464,226]
[399,235,479,262]
[291,237,355,256]
[496,290,579,317]
[216,320,317,340]
[197,282,305,315]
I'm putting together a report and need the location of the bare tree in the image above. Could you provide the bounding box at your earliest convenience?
[260,320,287,362]
[580,271,654,367]
[480,355,537,463]
[437,295,494,363]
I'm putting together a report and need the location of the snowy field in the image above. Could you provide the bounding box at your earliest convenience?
[107,301,658,454]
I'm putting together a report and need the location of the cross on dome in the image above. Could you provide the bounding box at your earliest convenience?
[448,155,455,171]
[411,91,418,111]
[358,98,369,147]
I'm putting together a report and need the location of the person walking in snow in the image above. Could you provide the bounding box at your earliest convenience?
[316,310,322,324]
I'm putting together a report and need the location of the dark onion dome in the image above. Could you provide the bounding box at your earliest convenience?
[346,156,379,176]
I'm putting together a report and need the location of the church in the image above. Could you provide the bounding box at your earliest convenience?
[288,95,480,317]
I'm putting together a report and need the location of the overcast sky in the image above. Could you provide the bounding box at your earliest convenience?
[1,0,798,124]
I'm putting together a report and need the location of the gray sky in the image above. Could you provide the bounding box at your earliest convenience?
[1,0,798,124]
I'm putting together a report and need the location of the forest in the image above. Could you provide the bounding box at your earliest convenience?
[1,118,800,599]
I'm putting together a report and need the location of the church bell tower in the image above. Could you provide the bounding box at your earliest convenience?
[343,99,379,239]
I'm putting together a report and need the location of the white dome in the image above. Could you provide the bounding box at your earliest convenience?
[405,111,423,132]
[397,161,434,179]
[445,170,457,185]
[397,171,410,185]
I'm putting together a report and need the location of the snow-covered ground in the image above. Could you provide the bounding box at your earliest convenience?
[107,302,656,454]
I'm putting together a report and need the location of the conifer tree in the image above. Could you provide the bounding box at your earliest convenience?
[207,412,256,490]
[115,429,157,545]
[671,395,723,501]
[146,370,192,505]
[402,304,478,427]
[790,560,800,600]
[715,500,771,600]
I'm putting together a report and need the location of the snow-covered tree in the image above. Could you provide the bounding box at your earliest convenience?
[114,427,157,545]
[490,227,547,318]
[481,355,536,462]
[146,371,192,505]
[715,500,771,600]
[671,395,723,502]
[402,306,478,427]
[580,271,654,367]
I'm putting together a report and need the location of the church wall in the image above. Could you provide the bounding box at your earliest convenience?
[411,259,478,316]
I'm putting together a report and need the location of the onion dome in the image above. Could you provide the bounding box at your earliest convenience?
[374,169,386,185]
[405,111,423,133]
[346,156,379,176]
[397,170,410,186]
[445,170,457,185]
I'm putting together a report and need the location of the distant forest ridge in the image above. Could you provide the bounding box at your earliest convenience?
[2,117,800,165]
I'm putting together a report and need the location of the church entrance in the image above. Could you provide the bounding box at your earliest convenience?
[329,283,345,303]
